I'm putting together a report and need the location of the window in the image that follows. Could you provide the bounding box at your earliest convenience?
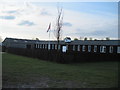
[73,45,75,51]
[45,44,47,49]
[37,44,39,48]
[55,44,57,50]
[82,45,86,52]
[88,45,91,52]
[62,46,67,52]
[66,45,68,50]
[100,46,106,53]
[43,44,44,49]
[52,44,54,49]
[41,44,43,49]
[48,44,50,50]
[58,45,61,50]
[94,46,97,52]
[36,44,37,48]
[77,45,80,51]
[109,46,113,53]
[40,44,42,48]
[38,44,40,48]
[117,46,120,53]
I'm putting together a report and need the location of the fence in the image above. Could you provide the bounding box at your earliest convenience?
[4,47,119,63]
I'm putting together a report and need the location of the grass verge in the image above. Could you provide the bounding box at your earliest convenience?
[2,53,118,88]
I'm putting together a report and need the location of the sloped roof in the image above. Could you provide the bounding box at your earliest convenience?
[2,37,120,46]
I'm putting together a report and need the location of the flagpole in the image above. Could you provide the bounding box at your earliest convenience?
[47,23,51,50]
[48,29,50,50]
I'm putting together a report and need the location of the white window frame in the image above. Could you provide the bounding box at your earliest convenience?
[109,46,113,53]
[36,44,37,48]
[100,46,106,53]
[52,44,54,49]
[77,45,80,51]
[40,44,42,49]
[58,45,61,50]
[73,45,75,51]
[94,46,97,52]
[117,46,120,53]
[55,44,57,50]
[82,45,86,52]
[48,44,50,50]
[62,46,67,52]
[88,45,91,52]
[43,44,44,49]
[41,44,43,49]
[37,44,39,48]
[45,44,47,49]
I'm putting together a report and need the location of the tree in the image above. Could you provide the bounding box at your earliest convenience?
[106,37,110,40]
[32,38,39,40]
[84,37,87,40]
[36,38,39,40]
[74,38,78,41]
[89,37,92,40]
[54,6,63,45]
[79,37,83,40]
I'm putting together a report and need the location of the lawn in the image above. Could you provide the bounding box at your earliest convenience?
[2,53,118,88]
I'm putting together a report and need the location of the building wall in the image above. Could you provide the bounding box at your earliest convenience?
[2,38,120,63]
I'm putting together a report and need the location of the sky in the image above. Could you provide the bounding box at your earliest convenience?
[0,1,118,41]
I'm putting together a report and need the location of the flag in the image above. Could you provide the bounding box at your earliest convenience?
[47,23,51,32]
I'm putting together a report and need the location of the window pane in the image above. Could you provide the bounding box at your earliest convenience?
[73,45,75,51]
[77,45,80,51]
[58,45,61,50]
[82,45,85,52]
[36,44,37,48]
[94,46,97,52]
[48,44,50,50]
[100,46,106,53]
[40,44,42,48]
[55,45,57,50]
[109,46,113,53]
[88,45,91,52]
[117,46,120,53]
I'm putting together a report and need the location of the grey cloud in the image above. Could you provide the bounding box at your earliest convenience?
[66,29,117,38]
[4,10,18,14]
[40,9,51,16]
[40,11,50,15]
[90,30,117,37]
[63,22,72,27]
[18,20,35,26]
[0,16,15,20]
[90,30,108,36]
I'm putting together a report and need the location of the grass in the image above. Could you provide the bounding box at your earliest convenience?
[2,53,118,88]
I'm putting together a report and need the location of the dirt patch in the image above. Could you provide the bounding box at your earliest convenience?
[2,75,87,88]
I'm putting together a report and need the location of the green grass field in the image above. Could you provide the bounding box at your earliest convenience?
[2,53,118,88]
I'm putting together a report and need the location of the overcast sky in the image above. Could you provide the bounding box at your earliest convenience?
[0,1,118,40]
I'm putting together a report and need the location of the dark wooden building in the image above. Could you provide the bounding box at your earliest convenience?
[2,38,120,63]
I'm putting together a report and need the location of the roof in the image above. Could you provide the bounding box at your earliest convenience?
[2,37,120,46]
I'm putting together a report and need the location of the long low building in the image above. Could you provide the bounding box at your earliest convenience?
[2,37,120,54]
